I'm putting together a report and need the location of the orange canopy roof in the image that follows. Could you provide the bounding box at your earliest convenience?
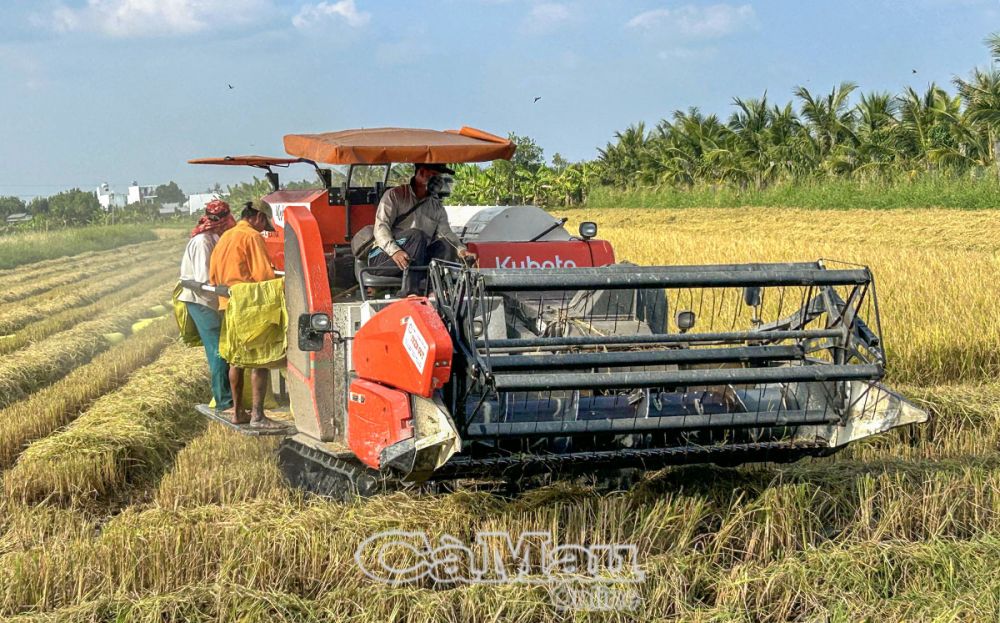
[187,155,301,168]
[282,126,515,165]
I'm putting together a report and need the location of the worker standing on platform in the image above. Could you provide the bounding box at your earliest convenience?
[209,199,284,430]
[178,198,236,413]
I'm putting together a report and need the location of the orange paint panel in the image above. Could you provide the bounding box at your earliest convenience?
[347,379,413,469]
[352,298,453,398]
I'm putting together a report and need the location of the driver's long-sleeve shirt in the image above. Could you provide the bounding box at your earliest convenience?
[373,182,466,257]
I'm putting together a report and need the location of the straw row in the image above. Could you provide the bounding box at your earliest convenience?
[155,424,289,509]
[0,317,176,468]
[0,235,169,285]
[4,453,1000,616]
[0,237,178,305]
[0,246,177,335]
[0,267,176,356]
[0,286,174,410]
[4,343,208,507]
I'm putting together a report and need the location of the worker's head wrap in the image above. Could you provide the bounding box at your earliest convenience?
[191,199,236,237]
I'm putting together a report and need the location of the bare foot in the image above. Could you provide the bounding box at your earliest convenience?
[249,414,287,430]
[224,408,250,425]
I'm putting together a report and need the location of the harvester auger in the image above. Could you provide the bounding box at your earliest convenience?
[190,126,927,500]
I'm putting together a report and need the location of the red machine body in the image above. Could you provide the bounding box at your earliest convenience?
[261,188,376,270]
[346,379,412,469]
[352,298,453,398]
[347,298,454,470]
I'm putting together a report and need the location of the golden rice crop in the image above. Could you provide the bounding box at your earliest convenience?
[3,457,1000,619]
[0,285,173,409]
[564,207,1000,385]
[0,208,997,621]
[841,382,1000,462]
[4,343,208,507]
[0,317,176,468]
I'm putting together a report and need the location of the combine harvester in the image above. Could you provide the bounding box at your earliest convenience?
[191,126,927,499]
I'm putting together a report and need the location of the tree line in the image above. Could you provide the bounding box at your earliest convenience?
[453,34,1000,206]
[0,181,190,230]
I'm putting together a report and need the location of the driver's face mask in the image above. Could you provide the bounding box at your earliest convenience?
[427,174,454,198]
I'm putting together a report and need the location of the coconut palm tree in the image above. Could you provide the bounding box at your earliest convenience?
[794,82,859,164]
[954,34,1000,171]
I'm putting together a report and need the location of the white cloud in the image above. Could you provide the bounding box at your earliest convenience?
[521,2,573,35]
[292,0,370,30]
[47,0,272,38]
[627,3,756,39]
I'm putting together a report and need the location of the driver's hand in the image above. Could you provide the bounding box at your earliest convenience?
[458,248,477,264]
[391,250,410,270]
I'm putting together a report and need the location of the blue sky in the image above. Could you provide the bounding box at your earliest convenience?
[1,0,998,198]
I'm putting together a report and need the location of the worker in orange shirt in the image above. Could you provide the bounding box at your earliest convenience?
[209,199,284,430]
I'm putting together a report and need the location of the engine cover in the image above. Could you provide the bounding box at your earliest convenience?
[352,297,453,398]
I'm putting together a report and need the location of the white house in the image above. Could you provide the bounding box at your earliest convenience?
[127,182,156,205]
[96,183,127,211]
[185,192,222,215]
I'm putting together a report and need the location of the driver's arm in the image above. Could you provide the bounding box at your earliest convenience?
[374,191,402,257]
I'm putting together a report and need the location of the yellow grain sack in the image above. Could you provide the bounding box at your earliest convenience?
[171,283,203,347]
[220,278,287,368]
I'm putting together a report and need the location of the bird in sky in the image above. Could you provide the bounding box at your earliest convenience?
[912,69,917,74]
[533,96,542,103]
[228,84,234,89]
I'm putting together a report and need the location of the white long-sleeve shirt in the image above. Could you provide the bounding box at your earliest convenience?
[178,232,220,309]
[373,182,466,257]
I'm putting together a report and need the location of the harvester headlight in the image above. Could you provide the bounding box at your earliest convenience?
[310,313,332,332]
[676,310,696,333]
[579,221,597,240]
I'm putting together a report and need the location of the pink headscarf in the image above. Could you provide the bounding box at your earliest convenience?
[191,199,236,238]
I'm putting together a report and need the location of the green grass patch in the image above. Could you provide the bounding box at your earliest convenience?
[0,225,157,270]
[586,175,1000,210]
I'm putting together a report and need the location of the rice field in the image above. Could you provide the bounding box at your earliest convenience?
[0,209,997,621]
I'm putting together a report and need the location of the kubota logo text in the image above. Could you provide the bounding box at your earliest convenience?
[495,255,578,269]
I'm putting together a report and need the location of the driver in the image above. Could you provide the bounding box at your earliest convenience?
[369,163,476,296]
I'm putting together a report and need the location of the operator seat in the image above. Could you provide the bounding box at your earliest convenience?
[354,252,404,290]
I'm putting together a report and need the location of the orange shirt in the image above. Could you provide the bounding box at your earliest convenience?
[209,220,275,310]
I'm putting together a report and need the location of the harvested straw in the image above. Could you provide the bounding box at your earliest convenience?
[4,344,208,506]
[0,317,176,468]
[0,238,178,305]
[0,285,175,409]
[0,267,176,356]
[0,236,171,287]
[155,424,290,508]
[0,247,177,336]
